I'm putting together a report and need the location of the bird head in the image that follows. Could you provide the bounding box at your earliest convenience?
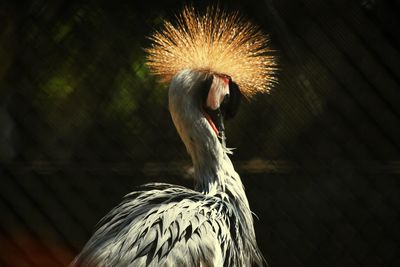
[146,5,276,156]
[168,69,242,154]
[201,72,242,146]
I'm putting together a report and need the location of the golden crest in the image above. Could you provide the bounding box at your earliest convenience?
[146,5,276,97]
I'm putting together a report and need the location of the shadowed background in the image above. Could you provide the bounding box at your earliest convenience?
[0,0,399,266]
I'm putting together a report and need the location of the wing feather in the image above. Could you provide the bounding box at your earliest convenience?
[72,183,236,267]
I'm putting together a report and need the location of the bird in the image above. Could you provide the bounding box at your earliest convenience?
[71,5,275,267]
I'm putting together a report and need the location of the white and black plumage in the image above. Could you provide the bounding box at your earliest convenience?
[72,5,275,267]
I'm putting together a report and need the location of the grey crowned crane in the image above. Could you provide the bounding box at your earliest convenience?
[72,5,275,267]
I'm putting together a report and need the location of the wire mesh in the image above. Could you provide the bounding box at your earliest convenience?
[1,0,400,266]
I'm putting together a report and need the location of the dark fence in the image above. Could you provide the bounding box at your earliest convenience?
[1,0,400,266]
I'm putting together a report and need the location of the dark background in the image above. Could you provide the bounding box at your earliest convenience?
[1,0,399,266]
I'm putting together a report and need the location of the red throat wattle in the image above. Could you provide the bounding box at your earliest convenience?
[204,111,219,136]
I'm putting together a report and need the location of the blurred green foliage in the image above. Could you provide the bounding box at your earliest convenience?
[0,0,332,163]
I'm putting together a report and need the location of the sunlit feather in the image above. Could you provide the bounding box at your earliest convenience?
[146,5,276,97]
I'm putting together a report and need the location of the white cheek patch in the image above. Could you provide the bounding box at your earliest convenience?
[206,75,229,110]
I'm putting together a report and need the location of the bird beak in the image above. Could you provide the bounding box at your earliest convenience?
[215,108,226,146]
[203,108,226,146]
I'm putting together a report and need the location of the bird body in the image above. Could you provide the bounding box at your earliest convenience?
[74,183,251,267]
[73,70,263,266]
[72,5,275,267]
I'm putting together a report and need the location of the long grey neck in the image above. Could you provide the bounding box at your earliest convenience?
[191,134,250,210]
[168,69,250,207]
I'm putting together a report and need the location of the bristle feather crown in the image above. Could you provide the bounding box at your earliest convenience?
[146,5,276,97]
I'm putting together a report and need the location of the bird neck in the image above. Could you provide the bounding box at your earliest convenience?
[192,140,259,260]
[192,140,250,210]
[168,69,251,210]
